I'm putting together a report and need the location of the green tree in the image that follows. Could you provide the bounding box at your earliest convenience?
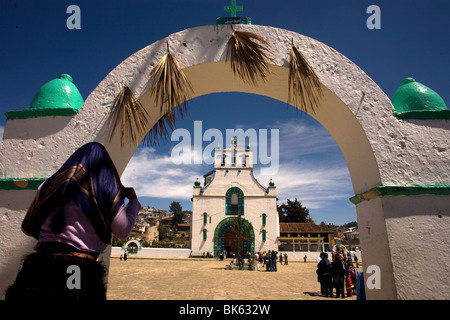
[169,201,184,230]
[229,215,253,258]
[158,224,169,241]
[277,198,312,223]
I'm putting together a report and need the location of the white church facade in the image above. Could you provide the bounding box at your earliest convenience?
[190,139,279,256]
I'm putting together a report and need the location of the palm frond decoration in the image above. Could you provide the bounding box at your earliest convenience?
[226,29,272,86]
[147,43,194,145]
[143,111,178,146]
[149,44,194,119]
[288,42,323,114]
[107,86,150,147]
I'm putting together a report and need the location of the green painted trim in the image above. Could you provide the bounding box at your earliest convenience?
[393,109,450,120]
[0,178,47,190]
[350,185,450,205]
[375,185,450,196]
[5,107,79,120]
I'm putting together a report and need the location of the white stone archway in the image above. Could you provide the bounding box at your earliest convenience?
[1,25,449,300]
[123,240,141,254]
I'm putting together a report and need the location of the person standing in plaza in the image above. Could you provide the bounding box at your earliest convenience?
[332,254,346,298]
[317,252,323,265]
[265,250,271,271]
[346,272,354,297]
[318,252,333,297]
[271,250,278,272]
[357,268,366,300]
[253,252,259,271]
[316,252,325,295]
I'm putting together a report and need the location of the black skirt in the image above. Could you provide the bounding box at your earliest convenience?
[5,249,107,301]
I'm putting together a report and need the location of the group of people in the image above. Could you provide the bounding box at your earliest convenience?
[250,250,288,272]
[316,252,359,299]
[217,249,289,272]
[119,251,128,261]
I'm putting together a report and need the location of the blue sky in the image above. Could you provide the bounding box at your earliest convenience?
[1,1,449,225]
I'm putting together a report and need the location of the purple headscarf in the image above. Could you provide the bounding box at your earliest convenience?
[22,142,127,244]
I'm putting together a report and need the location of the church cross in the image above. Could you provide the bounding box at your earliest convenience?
[224,0,243,18]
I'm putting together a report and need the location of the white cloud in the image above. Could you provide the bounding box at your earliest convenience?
[256,160,353,210]
[121,147,203,200]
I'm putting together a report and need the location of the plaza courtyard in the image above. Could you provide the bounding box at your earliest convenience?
[107,257,359,300]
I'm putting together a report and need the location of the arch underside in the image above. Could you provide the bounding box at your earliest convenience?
[105,61,381,196]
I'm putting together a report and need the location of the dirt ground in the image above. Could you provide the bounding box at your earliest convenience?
[106,257,359,300]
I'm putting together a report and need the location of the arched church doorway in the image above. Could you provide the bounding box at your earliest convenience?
[224,229,238,255]
[214,217,255,257]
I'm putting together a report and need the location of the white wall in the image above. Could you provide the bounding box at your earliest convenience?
[382,195,450,299]
[111,247,191,259]
[279,251,362,263]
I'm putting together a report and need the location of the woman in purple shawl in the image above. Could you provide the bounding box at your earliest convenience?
[6,142,141,300]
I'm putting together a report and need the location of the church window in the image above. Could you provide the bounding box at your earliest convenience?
[221,154,226,166]
[262,213,267,226]
[241,154,247,167]
[225,187,244,215]
[231,193,238,210]
[203,212,208,225]
[203,229,207,240]
[262,230,267,241]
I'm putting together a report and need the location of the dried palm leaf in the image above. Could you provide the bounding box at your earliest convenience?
[147,44,194,145]
[288,43,323,114]
[107,86,150,147]
[226,29,272,86]
[143,111,179,146]
[148,45,194,118]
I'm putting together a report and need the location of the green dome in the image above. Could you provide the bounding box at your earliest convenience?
[30,74,84,110]
[392,78,447,114]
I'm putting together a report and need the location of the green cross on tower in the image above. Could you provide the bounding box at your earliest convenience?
[217,0,251,25]
[224,0,243,18]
